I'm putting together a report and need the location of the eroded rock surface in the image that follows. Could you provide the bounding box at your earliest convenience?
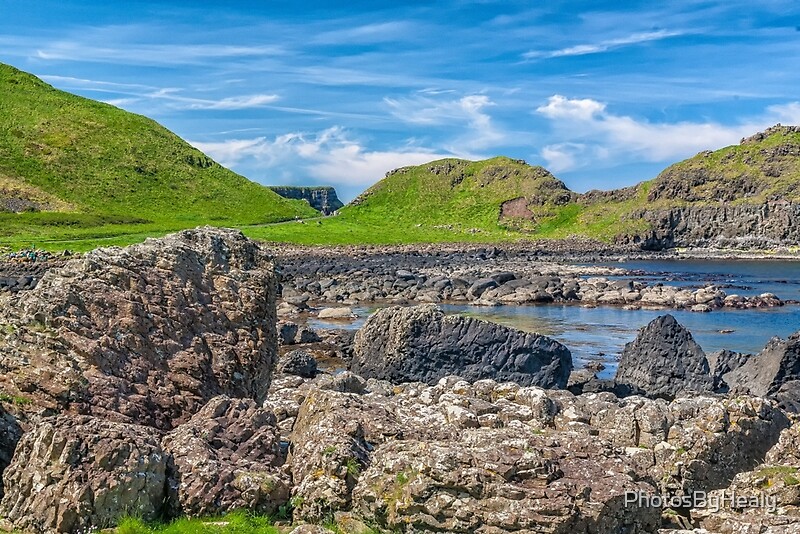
[350,304,572,388]
[0,415,167,533]
[163,396,290,518]
[0,227,278,430]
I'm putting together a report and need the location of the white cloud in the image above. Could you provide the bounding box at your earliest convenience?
[536,94,800,171]
[385,94,505,152]
[191,127,448,187]
[187,94,279,110]
[524,30,684,59]
[536,95,606,121]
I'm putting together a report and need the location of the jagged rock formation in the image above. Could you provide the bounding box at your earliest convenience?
[269,186,344,215]
[350,304,573,388]
[615,315,714,399]
[162,396,289,518]
[0,227,279,430]
[265,371,791,532]
[0,415,168,533]
[724,331,800,397]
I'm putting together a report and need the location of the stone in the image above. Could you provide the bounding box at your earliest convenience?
[615,315,714,399]
[467,277,498,298]
[0,415,167,533]
[279,350,318,378]
[318,307,356,320]
[725,331,800,397]
[162,396,289,518]
[0,227,279,430]
[350,304,572,388]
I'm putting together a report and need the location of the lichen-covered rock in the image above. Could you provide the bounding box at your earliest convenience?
[350,304,572,388]
[162,396,289,518]
[351,428,662,533]
[657,396,790,496]
[0,415,167,533]
[288,390,376,522]
[0,227,278,430]
[615,315,714,399]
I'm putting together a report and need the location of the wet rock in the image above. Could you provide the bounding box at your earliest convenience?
[615,315,714,399]
[279,350,319,378]
[350,304,572,388]
[0,227,278,430]
[162,396,289,518]
[0,415,167,533]
[318,307,356,320]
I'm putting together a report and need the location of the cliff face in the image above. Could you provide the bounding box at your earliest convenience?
[269,186,344,215]
[617,201,800,250]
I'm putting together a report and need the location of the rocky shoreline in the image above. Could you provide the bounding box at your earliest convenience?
[273,244,790,316]
[0,229,799,533]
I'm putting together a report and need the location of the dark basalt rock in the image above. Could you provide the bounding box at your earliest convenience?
[725,331,800,397]
[278,349,319,378]
[615,314,714,399]
[350,304,572,388]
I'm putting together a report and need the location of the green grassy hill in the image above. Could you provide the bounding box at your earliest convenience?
[0,63,317,249]
[252,126,800,246]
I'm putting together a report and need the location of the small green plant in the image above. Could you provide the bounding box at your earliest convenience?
[0,392,32,406]
[322,445,337,457]
[395,471,409,485]
[345,458,361,478]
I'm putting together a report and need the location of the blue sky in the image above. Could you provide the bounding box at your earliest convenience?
[3,1,800,201]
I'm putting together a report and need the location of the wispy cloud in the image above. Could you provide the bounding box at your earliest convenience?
[385,93,505,153]
[523,30,684,60]
[535,94,800,172]
[187,94,279,110]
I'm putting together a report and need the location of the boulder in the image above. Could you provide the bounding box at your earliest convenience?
[350,304,572,388]
[615,315,713,399]
[318,307,356,320]
[287,389,375,522]
[0,415,167,533]
[278,349,319,378]
[162,396,289,518]
[0,227,279,430]
[725,331,800,397]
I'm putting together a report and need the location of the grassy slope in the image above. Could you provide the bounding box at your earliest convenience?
[248,157,651,245]
[0,63,316,249]
[248,157,578,245]
[251,127,800,246]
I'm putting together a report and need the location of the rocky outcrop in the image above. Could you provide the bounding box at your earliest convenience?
[162,396,289,518]
[269,186,344,215]
[0,227,279,430]
[350,304,572,388]
[265,371,791,533]
[723,331,800,397]
[614,315,714,399]
[619,202,800,250]
[0,415,168,533]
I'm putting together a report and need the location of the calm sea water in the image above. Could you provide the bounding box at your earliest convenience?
[309,260,800,380]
